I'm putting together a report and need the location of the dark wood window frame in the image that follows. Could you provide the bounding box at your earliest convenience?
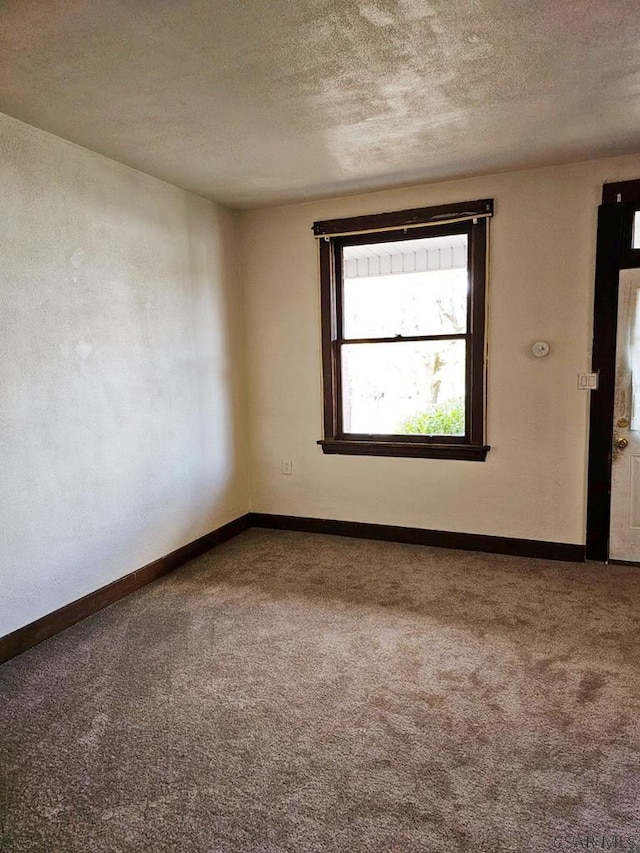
[314,199,493,461]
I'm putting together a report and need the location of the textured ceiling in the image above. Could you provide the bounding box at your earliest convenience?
[1,0,639,208]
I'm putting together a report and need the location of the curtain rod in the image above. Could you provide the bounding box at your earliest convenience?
[312,212,492,240]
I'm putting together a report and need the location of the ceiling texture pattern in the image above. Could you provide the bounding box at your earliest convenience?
[0,0,639,208]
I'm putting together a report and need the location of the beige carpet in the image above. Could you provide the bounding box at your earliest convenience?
[1,529,640,852]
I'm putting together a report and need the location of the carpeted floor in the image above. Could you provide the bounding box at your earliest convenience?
[2,529,640,852]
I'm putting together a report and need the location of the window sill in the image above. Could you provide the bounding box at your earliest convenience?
[318,440,490,461]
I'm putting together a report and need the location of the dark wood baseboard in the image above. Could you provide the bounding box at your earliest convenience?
[248,513,586,563]
[1,510,586,666]
[0,514,251,666]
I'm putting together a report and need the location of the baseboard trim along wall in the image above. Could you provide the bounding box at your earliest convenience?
[248,513,586,563]
[1,511,585,666]
[0,514,251,666]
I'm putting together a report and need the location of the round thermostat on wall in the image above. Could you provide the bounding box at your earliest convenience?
[531,341,550,358]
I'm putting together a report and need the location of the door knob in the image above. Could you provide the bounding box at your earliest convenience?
[615,435,629,450]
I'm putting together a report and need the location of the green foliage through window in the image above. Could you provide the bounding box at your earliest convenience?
[398,398,465,436]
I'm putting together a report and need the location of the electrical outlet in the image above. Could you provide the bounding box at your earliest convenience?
[281,459,293,475]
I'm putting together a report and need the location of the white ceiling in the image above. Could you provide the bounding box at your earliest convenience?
[0,0,639,209]
[344,234,467,277]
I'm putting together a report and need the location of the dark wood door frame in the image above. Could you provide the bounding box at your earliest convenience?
[586,179,640,560]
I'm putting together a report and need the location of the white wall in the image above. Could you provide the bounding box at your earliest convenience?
[0,114,250,637]
[241,155,640,545]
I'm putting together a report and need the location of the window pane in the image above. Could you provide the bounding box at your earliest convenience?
[634,211,640,250]
[341,340,466,436]
[343,234,468,339]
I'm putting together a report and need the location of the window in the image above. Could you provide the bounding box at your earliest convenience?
[603,181,640,268]
[314,199,492,461]
[621,203,640,266]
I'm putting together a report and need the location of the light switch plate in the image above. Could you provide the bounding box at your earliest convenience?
[577,372,599,390]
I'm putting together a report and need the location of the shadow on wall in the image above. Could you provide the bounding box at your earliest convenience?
[63,196,247,589]
[181,197,249,539]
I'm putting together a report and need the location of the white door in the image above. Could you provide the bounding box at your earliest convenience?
[609,269,640,560]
